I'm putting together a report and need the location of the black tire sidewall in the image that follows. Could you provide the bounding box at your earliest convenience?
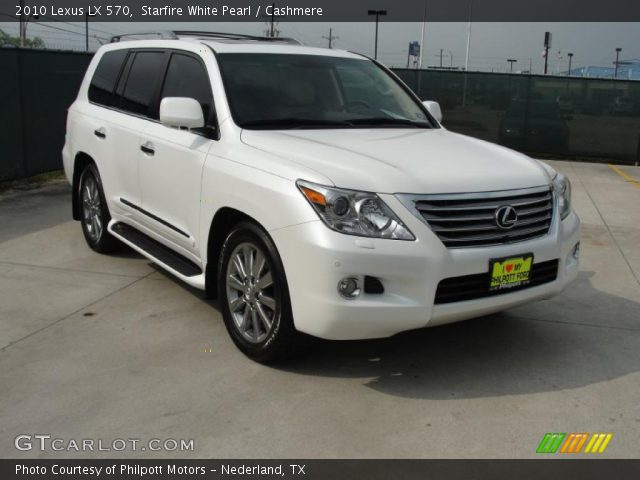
[217,222,295,362]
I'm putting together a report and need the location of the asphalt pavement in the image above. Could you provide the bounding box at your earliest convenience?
[1,161,639,458]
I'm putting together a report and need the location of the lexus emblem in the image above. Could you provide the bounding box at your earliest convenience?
[495,205,518,230]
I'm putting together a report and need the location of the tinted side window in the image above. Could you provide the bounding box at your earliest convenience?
[88,49,127,106]
[161,54,214,124]
[120,51,165,118]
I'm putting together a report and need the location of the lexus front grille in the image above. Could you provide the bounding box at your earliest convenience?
[398,186,554,248]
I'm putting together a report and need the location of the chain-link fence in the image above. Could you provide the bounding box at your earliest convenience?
[1,49,639,182]
[394,68,640,164]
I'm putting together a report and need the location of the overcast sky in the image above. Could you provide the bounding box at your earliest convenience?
[1,21,638,73]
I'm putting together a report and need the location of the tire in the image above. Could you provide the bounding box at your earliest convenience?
[78,163,120,253]
[218,221,303,363]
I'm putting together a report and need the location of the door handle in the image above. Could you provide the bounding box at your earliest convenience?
[140,141,155,155]
[94,128,106,139]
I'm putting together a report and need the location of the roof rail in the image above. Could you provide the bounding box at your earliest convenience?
[172,31,302,44]
[110,31,177,43]
[109,30,302,45]
[172,31,257,40]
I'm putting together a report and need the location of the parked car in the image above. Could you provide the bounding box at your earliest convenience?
[63,32,581,362]
[499,100,571,153]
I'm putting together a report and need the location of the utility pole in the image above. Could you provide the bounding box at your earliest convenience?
[19,0,32,47]
[614,47,622,78]
[438,48,443,68]
[19,0,39,48]
[367,9,387,60]
[269,3,276,37]
[263,3,281,38]
[322,28,338,48]
[507,59,517,73]
[567,53,573,76]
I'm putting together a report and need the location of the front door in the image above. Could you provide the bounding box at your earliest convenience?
[138,52,217,255]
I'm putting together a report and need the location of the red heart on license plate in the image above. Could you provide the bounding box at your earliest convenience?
[506,264,513,273]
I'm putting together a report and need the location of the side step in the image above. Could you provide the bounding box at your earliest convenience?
[110,222,205,286]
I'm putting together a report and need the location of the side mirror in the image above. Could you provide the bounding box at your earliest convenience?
[422,100,443,124]
[160,97,205,129]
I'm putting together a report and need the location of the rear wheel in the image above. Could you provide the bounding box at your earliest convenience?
[218,221,302,363]
[78,163,119,253]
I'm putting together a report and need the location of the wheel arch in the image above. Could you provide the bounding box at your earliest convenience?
[205,207,262,298]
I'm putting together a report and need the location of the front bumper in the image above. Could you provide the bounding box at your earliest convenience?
[271,196,581,340]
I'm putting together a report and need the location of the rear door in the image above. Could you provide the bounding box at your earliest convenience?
[109,50,168,222]
[138,51,216,254]
[80,48,132,210]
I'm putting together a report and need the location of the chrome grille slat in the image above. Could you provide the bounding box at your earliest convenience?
[430,214,551,234]
[407,187,554,248]
[415,194,552,212]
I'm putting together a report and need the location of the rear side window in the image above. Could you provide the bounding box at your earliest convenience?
[161,54,214,124]
[88,49,127,106]
[120,51,166,118]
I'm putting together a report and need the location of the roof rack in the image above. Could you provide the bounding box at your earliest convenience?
[109,30,302,45]
[110,31,177,42]
[173,31,302,44]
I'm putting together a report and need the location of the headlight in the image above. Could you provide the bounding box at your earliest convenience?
[296,180,415,240]
[553,172,572,219]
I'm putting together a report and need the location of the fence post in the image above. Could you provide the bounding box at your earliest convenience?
[16,49,28,178]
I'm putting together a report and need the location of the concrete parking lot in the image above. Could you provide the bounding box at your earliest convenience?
[1,161,639,458]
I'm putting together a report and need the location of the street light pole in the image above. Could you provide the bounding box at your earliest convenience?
[567,53,573,76]
[464,0,474,72]
[85,12,89,52]
[418,0,427,69]
[614,47,622,79]
[367,9,387,61]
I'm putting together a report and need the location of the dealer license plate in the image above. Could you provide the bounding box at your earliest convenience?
[489,254,533,291]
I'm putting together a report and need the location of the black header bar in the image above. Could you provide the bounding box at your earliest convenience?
[2,0,640,22]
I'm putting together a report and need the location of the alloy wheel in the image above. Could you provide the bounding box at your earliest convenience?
[81,175,103,241]
[225,242,277,343]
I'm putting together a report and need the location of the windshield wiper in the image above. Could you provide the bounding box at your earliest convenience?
[346,117,431,128]
[240,118,353,129]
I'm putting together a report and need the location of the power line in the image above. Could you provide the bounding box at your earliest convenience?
[30,21,88,37]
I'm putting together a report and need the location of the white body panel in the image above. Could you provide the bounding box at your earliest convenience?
[63,38,581,341]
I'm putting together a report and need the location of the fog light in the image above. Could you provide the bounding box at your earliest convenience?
[338,277,360,299]
[572,242,580,260]
[565,241,580,272]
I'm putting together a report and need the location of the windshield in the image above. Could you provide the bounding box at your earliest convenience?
[216,53,435,129]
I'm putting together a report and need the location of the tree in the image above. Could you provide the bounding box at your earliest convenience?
[0,29,45,48]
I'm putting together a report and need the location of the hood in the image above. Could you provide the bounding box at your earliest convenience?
[240,128,552,194]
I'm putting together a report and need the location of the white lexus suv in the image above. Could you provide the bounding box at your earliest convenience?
[63,31,580,362]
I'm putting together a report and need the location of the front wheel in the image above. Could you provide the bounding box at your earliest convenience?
[218,221,302,363]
